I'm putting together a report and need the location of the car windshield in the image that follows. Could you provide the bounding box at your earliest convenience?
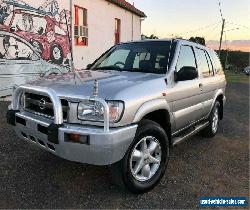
[90,41,176,74]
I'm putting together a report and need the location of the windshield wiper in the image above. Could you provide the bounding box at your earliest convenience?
[95,66,122,71]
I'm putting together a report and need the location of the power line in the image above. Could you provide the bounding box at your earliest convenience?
[200,22,222,39]
[226,21,250,30]
[177,21,221,36]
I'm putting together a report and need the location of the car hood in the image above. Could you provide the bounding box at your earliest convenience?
[31,70,165,99]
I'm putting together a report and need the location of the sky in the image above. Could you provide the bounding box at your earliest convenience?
[128,0,250,52]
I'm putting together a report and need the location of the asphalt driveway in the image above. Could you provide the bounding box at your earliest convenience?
[0,82,249,209]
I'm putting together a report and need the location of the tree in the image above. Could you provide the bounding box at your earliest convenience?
[189,37,206,46]
[218,50,249,69]
[141,34,159,40]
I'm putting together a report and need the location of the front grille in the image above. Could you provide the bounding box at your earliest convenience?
[23,93,69,121]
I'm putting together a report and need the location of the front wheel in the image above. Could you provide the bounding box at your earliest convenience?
[110,120,169,194]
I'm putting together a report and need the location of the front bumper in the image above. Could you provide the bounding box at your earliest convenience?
[9,111,137,165]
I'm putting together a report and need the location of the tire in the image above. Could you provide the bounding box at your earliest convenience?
[110,119,170,194]
[202,101,220,138]
[50,44,63,65]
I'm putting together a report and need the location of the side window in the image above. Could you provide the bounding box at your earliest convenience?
[196,48,211,78]
[176,45,196,72]
[210,51,223,74]
[0,35,38,61]
[205,52,214,76]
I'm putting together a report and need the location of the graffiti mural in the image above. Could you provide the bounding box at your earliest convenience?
[0,0,71,65]
[0,0,71,98]
[0,30,70,98]
[0,0,12,24]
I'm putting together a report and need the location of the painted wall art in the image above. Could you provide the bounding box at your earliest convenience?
[0,0,71,65]
[0,0,71,98]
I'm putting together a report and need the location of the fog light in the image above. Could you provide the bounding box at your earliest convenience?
[67,133,89,144]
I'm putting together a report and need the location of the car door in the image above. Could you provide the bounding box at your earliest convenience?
[0,33,43,98]
[194,48,217,118]
[169,45,204,132]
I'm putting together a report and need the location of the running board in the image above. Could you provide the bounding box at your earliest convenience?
[172,121,209,146]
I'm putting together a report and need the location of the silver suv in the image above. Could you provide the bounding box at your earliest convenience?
[7,39,226,193]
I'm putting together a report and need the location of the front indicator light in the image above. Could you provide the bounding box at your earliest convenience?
[66,133,89,144]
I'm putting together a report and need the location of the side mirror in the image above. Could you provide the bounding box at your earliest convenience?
[86,64,92,69]
[175,66,198,82]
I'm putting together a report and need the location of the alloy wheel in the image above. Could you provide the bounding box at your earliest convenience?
[212,107,219,133]
[130,136,162,182]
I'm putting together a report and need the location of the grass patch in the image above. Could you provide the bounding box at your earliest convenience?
[225,71,249,84]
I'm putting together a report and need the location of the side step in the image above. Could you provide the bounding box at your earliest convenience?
[172,121,209,146]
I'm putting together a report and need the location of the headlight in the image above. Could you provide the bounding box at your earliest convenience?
[77,100,124,123]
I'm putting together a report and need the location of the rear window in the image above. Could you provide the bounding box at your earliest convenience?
[209,50,223,74]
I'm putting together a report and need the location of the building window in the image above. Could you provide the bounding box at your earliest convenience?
[115,18,121,44]
[74,5,88,46]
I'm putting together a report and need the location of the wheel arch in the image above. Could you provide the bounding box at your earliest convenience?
[133,99,173,144]
[211,90,225,120]
[216,94,224,120]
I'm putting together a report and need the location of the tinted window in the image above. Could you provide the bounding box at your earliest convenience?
[91,41,175,74]
[205,52,214,76]
[209,50,223,74]
[196,48,211,77]
[176,45,196,72]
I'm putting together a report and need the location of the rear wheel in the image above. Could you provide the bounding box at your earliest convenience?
[110,120,169,194]
[202,101,220,138]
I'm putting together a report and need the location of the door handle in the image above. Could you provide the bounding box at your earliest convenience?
[199,83,203,91]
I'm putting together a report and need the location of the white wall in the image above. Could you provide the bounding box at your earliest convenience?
[72,0,142,69]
